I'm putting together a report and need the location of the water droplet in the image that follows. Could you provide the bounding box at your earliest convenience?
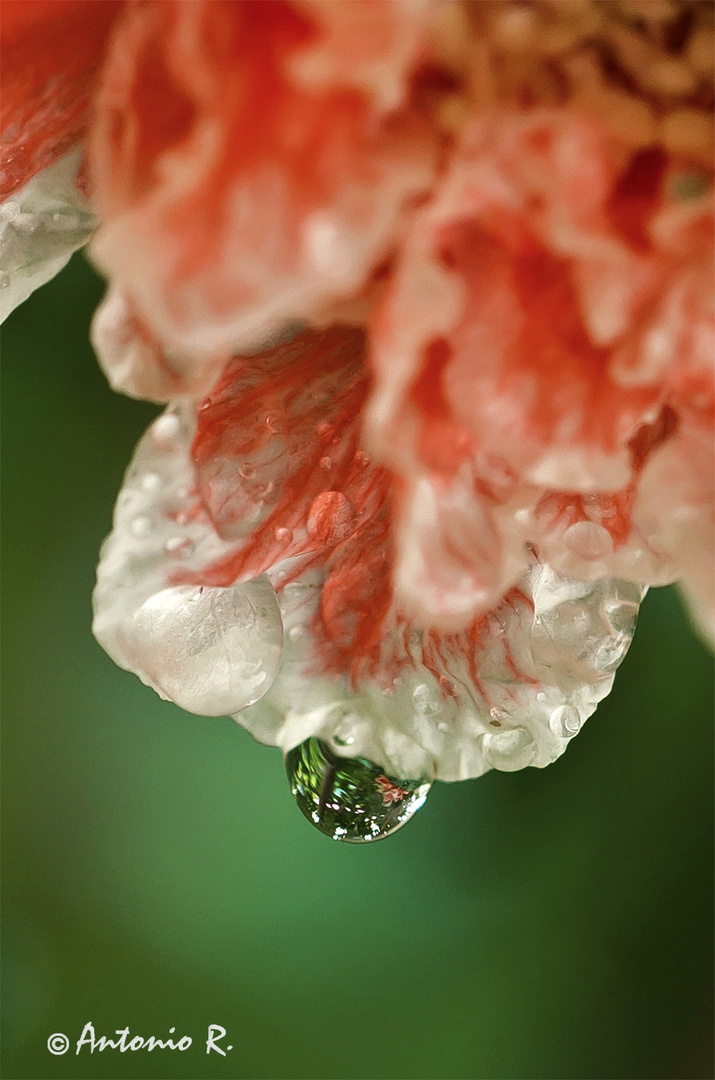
[412,682,441,716]
[307,491,357,547]
[141,472,161,492]
[274,526,293,543]
[164,535,194,556]
[239,462,256,480]
[130,516,151,537]
[549,704,582,738]
[320,456,332,470]
[483,727,536,771]
[288,623,306,641]
[489,706,508,727]
[151,413,181,448]
[286,738,431,843]
[126,576,283,715]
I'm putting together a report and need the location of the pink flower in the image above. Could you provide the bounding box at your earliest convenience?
[2,1,713,824]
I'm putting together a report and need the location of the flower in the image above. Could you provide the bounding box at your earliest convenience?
[2,1,713,834]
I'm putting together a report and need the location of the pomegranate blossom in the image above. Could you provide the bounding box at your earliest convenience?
[2,0,712,839]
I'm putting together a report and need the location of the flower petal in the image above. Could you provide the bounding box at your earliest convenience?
[93,402,284,716]
[0,149,96,323]
[88,0,436,371]
[0,0,120,198]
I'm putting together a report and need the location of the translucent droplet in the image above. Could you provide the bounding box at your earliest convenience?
[286,738,431,843]
[141,472,161,492]
[549,704,582,738]
[483,727,536,771]
[130,516,151,537]
[164,535,194,556]
[239,462,256,480]
[287,623,306,641]
[126,576,283,716]
[151,413,181,448]
[320,456,332,470]
[412,682,441,716]
[274,526,293,543]
[489,706,508,727]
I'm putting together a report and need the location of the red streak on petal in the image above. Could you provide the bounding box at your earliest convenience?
[607,147,667,254]
[1,0,121,198]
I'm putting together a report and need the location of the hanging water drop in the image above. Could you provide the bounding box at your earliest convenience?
[285,738,432,843]
[483,727,536,771]
[549,703,582,738]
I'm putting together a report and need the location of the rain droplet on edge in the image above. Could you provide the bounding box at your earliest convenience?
[285,738,432,843]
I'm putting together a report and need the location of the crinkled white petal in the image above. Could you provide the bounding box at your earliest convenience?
[94,403,645,780]
[93,402,284,715]
[239,560,644,782]
[0,150,96,323]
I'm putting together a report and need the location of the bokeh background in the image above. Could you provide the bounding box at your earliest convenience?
[2,253,713,1080]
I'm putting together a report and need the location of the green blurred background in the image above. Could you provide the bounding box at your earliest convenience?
[1,254,713,1080]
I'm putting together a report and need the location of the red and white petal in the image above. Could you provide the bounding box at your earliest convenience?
[240,556,644,782]
[0,0,120,199]
[90,285,227,403]
[289,0,434,111]
[89,0,436,368]
[93,401,284,716]
[0,150,96,322]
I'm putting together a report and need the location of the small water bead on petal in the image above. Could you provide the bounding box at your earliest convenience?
[549,704,582,738]
[239,463,257,480]
[164,536,194,557]
[274,526,293,543]
[307,491,358,547]
[483,727,537,772]
[124,577,284,717]
[285,737,432,843]
[141,472,162,492]
[489,706,508,727]
[130,516,151,537]
[150,412,182,449]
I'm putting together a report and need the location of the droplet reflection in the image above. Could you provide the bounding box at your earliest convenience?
[286,738,432,843]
